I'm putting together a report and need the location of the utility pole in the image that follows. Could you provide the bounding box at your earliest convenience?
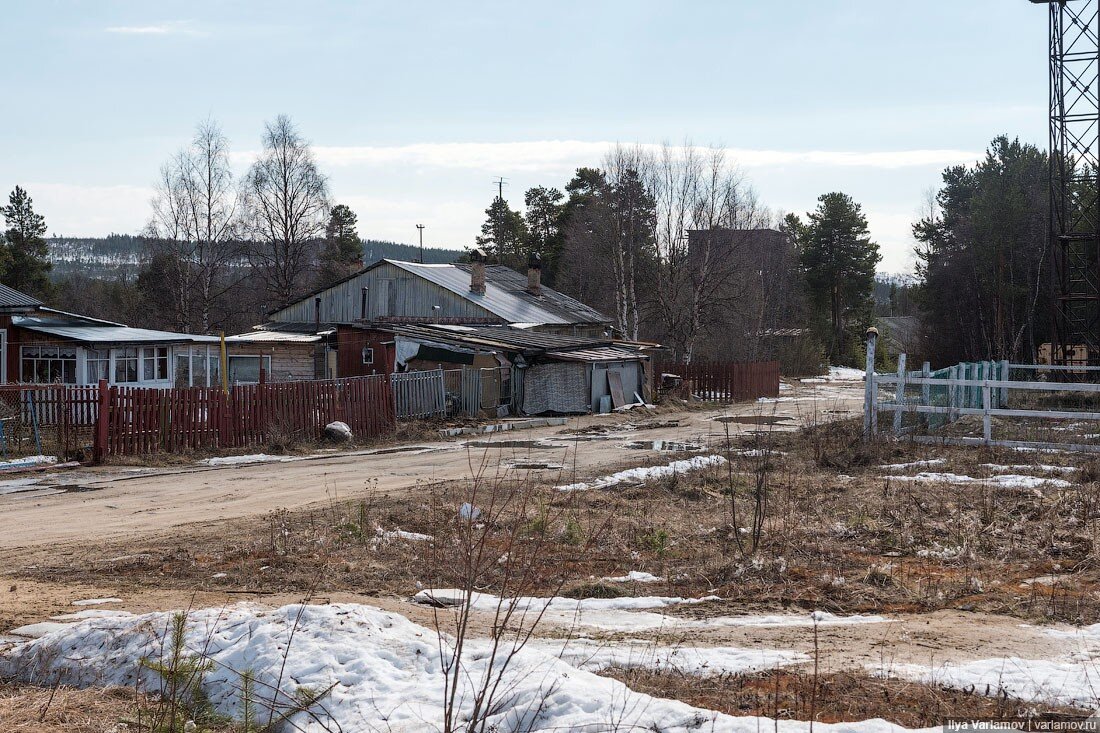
[416,224,425,264]
[494,176,508,201]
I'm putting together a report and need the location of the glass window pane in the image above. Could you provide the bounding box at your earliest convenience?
[229,356,260,384]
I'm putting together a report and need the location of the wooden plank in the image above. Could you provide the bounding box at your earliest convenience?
[608,370,627,408]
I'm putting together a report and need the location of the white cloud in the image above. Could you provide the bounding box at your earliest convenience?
[280,141,981,174]
[104,21,199,36]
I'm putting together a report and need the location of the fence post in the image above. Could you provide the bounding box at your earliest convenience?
[893,353,907,435]
[999,359,1009,408]
[93,378,109,464]
[863,327,878,440]
[982,378,992,445]
[921,362,931,430]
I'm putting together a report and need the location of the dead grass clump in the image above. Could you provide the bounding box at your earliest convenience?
[0,684,202,733]
[562,582,627,600]
[598,668,1091,728]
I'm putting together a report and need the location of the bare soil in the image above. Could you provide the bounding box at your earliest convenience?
[8,379,1100,727]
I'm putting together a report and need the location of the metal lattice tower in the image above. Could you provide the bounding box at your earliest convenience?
[1034,0,1100,363]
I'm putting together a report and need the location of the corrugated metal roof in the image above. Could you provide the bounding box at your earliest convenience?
[0,284,42,310]
[387,261,610,326]
[13,320,221,344]
[378,324,648,364]
[227,330,326,343]
[548,346,645,362]
[392,324,611,352]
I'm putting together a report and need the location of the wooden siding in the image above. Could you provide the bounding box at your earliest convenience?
[273,262,501,324]
[335,326,394,378]
[226,342,318,382]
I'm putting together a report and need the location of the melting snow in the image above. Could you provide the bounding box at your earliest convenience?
[0,603,920,733]
[602,571,664,583]
[884,472,1072,489]
[527,637,809,676]
[199,454,297,467]
[879,459,946,471]
[980,463,1079,475]
[413,589,887,633]
[556,455,726,491]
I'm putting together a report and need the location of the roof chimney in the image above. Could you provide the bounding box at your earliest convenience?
[469,248,487,295]
[526,252,542,296]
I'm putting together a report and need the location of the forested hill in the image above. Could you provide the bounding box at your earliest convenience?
[46,235,465,280]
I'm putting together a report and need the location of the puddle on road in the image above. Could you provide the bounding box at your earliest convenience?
[507,461,564,470]
[622,440,705,452]
[465,439,563,450]
[712,415,793,425]
[369,446,438,455]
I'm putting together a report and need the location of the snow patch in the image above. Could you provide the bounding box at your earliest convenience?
[879,459,946,471]
[556,455,726,491]
[527,638,809,676]
[602,571,664,583]
[199,453,297,467]
[884,472,1072,489]
[0,603,919,733]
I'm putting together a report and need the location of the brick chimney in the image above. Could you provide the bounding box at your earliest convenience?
[527,252,542,296]
[469,248,487,295]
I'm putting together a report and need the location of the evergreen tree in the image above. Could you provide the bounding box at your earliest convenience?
[317,204,362,287]
[475,196,528,268]
[0,186,52,298]
[522,186,564,284]
[914,136,1048,364]
[790,192,880,365]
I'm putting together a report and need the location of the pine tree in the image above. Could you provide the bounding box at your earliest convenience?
[475,197,528,268]
[522,186,564,283]
[317,204,362,287]
[0,186,52,299]
[790,192,880,365]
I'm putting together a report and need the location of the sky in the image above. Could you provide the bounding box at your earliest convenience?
[0,0,1053,274]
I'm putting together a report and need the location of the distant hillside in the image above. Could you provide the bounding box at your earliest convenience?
[47,236,466,280]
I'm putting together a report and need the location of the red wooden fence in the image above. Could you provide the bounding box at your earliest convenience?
[93,374,394,459]
[663,360,780,402]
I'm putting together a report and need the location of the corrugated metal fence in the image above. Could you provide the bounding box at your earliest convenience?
[665,361,781,402]
[392,370,447,419]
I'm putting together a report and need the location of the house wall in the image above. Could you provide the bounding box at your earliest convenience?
[272,262,503,324]
[335,326,395,377]
[225,342,318,382]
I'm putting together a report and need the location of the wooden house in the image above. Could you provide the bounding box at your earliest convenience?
[0,284,222,387]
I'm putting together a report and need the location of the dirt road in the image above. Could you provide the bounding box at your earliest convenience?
[0,380,861,551]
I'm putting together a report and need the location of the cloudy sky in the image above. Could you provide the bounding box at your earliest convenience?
[1,1,1049,273]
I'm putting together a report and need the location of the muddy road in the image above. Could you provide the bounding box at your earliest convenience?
[0,381,861,552]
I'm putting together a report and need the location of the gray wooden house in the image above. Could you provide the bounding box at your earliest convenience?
[266,256,613,337]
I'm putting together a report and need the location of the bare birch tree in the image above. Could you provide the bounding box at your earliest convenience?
[241,115,331,304]
[147,120,244,333]
[644,142,770,362]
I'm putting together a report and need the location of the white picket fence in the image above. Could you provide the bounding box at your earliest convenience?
[862,331,1100,453]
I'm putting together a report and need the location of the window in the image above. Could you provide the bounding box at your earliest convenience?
[362,347,374,365]
[142,346,169,381]
[21,345,77,384]
[227,355,272,384]
[86,349,110,384]
[114,347,139,383]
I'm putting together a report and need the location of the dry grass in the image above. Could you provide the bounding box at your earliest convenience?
[20,418,1100,626]
[0,683,241,733]
[599,668,1092,728]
